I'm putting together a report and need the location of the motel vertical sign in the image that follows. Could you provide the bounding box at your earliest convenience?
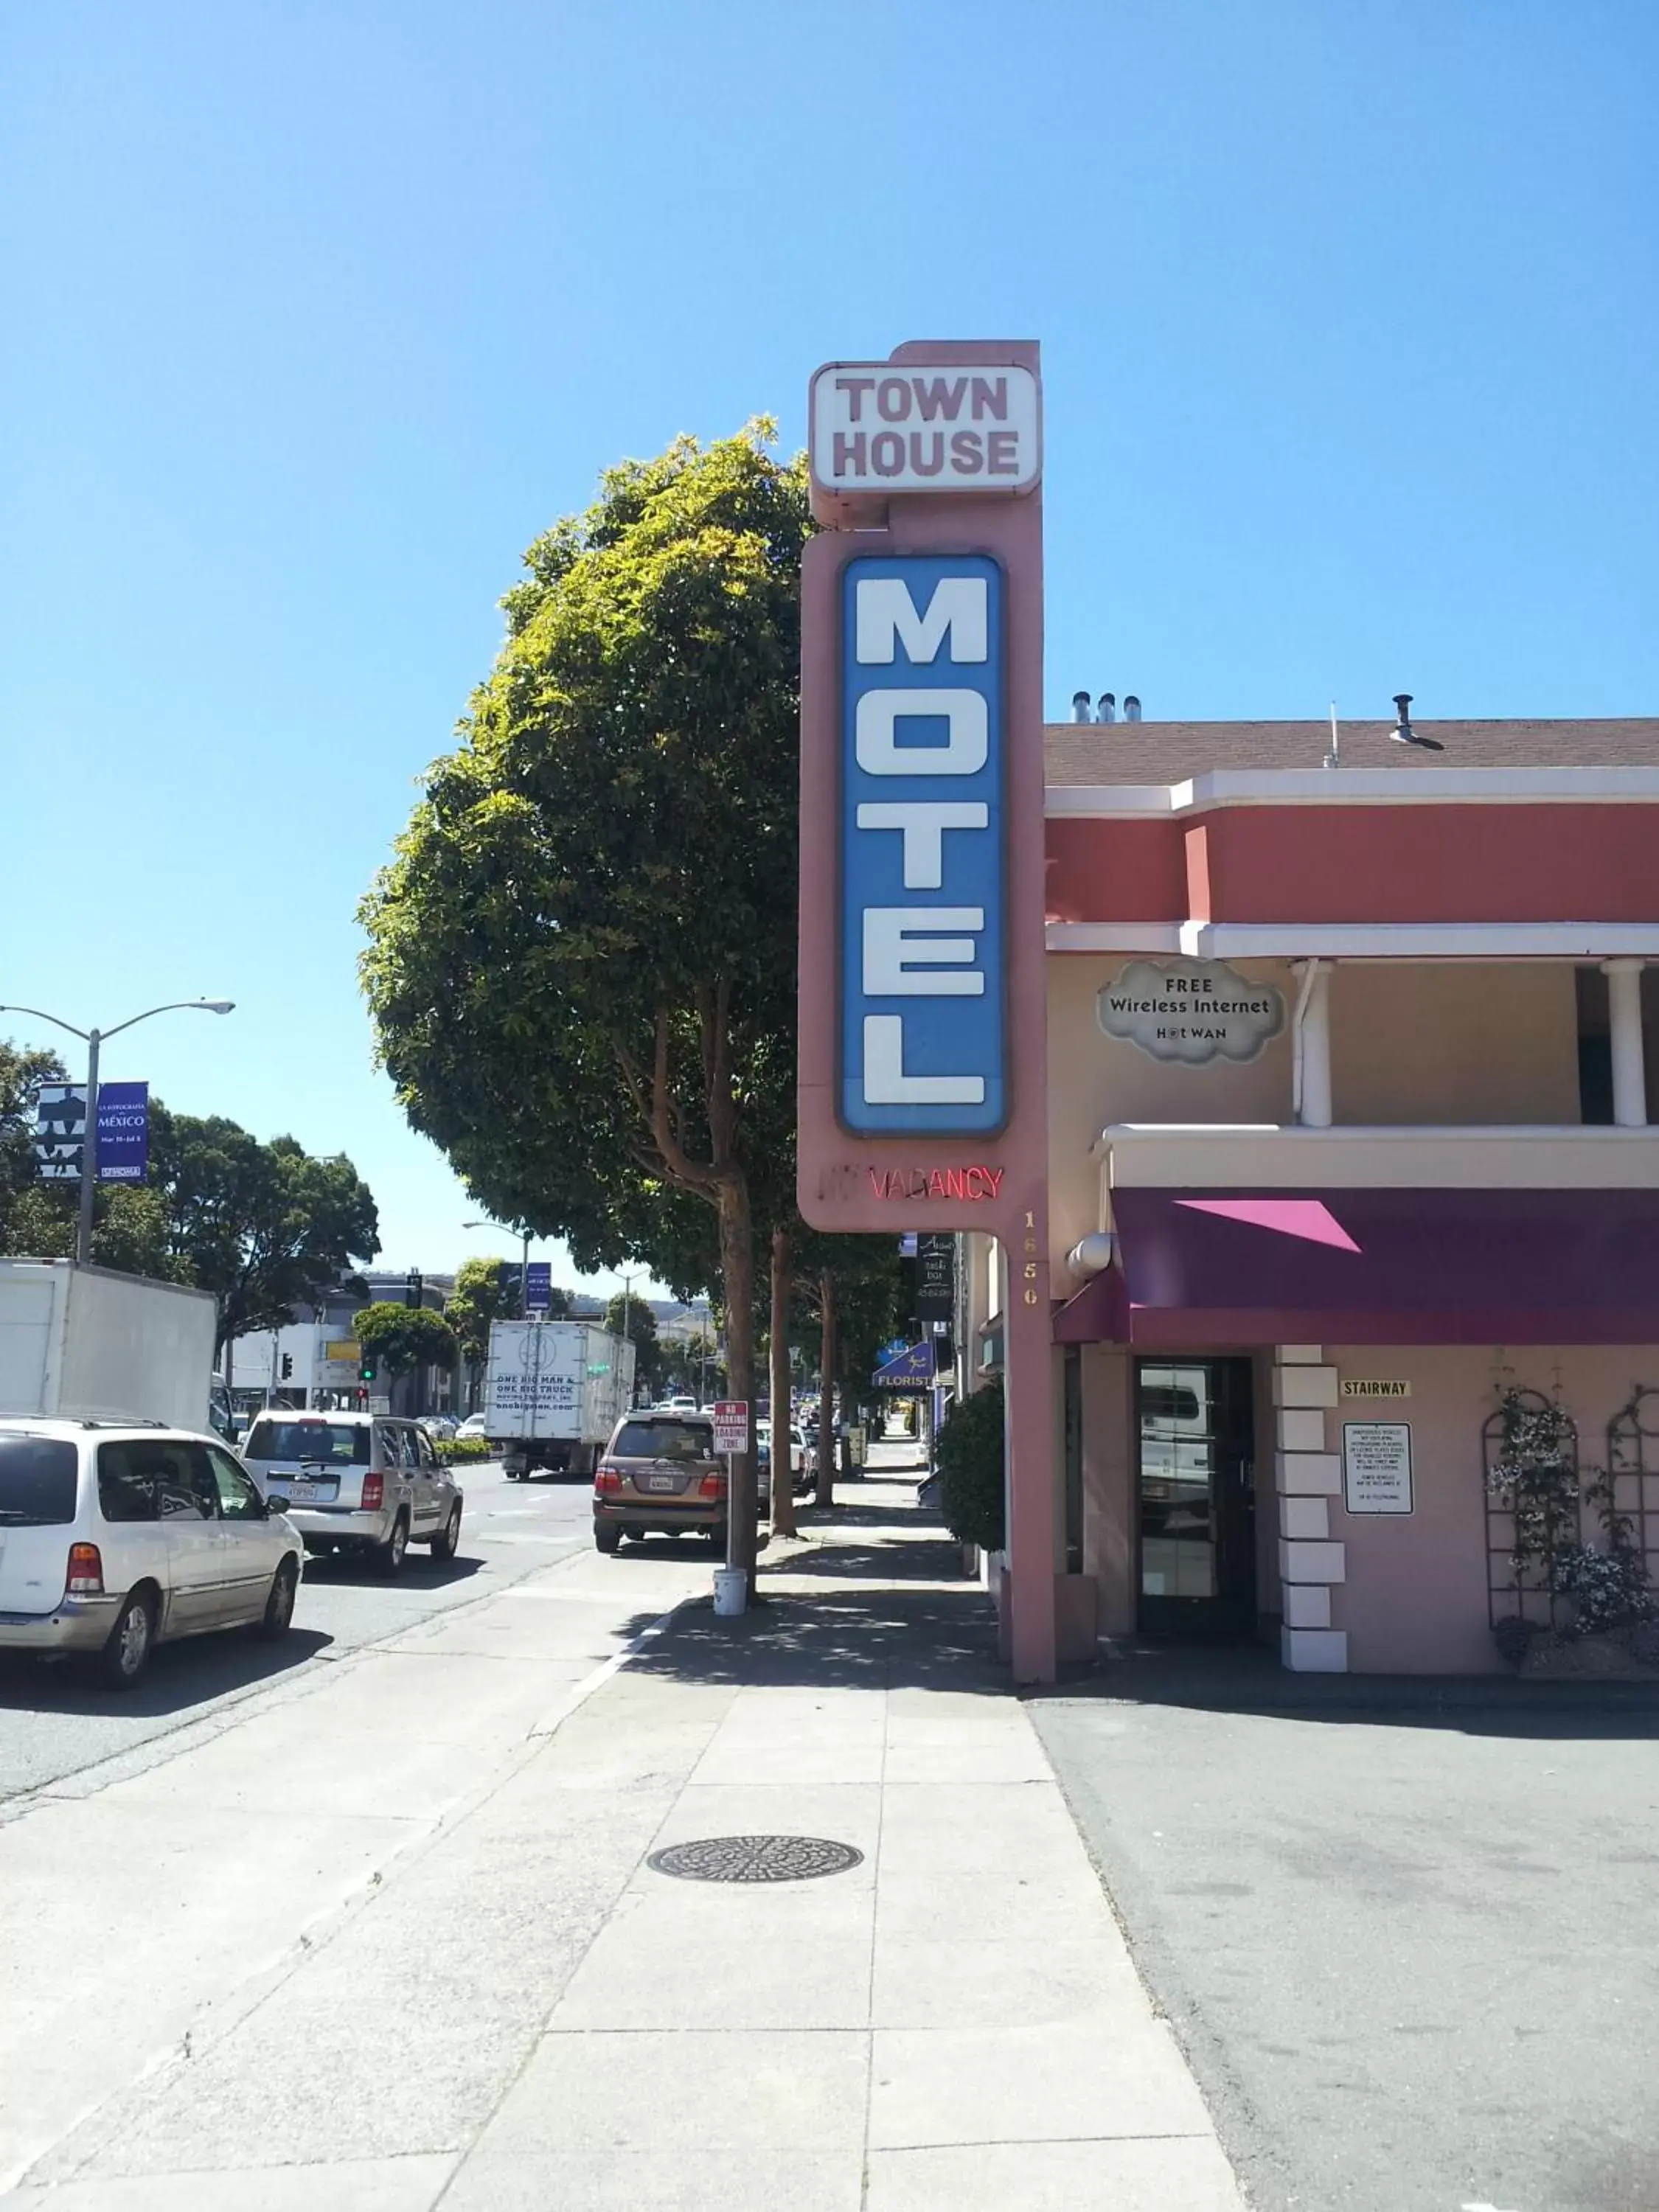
[841,554,1005,1133]
[796,339,1060,1681]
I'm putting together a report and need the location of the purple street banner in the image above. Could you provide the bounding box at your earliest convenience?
[524,1261,553,1312]
[96,1082,150,1182]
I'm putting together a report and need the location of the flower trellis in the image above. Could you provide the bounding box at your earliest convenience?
[1485,1385,1657,1645]
[1483,1388,1581,1632]
[1604,1385,1659,1610]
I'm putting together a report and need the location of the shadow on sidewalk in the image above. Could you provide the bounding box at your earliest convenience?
[618,1500,1004,1695]
[768,1539,968,1584]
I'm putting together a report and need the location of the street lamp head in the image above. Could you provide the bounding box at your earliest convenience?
[198,1000,235,1015]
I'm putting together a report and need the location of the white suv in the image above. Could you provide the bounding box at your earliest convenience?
[240,1411,462,1575]
[0,1418,305,1688]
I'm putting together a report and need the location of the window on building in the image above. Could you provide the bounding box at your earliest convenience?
[1576,967,1613,1124]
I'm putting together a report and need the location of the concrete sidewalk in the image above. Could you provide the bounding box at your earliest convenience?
[9,1461,1245,2211]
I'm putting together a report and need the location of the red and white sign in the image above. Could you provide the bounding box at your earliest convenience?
[712,1400,749,1455]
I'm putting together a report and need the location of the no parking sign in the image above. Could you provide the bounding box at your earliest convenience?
[712,1401,749,1455]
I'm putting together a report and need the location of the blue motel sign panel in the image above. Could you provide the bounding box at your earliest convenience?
[839,554,1006,1135]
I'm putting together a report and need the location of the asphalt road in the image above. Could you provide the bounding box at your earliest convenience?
[1032,1674,1659,2212]
[0,1458,600,1806]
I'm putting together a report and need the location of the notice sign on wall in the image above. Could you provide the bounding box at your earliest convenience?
[1342,1422,1413,1515]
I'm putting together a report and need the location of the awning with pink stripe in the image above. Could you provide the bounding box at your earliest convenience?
[1052,1188,1659,1348]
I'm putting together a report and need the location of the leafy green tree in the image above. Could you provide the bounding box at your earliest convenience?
[446,1255,521,1409]
[447,1256,518,1357]
[148,1105,380,1353]
[0,1039,68,1251]
[357,1301,458,1416]
[6,1181,192,1281]
[361,425,810,1581]
[356,1301,458,1377]
[602,1290,664,1398]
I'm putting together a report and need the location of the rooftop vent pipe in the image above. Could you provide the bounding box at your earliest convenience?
[1096,692,1116,723]
[1123,695,1142,723]
[1071,690,1092,723]
[1391,692,1444,751]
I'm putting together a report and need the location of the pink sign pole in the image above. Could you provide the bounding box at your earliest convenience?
[796,338,1058,1683]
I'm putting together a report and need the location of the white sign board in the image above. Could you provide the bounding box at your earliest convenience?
[712,1399,749,1456]
[1343,1422,1413,1515]
[810,361,1040,497]
[1097,960,1284,1066]
[1342,1380,1411,1399]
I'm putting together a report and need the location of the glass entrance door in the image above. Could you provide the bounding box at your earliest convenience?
[1135,1358,1257,1635]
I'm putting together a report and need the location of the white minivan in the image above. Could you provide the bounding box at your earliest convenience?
[0,1417,305,1688]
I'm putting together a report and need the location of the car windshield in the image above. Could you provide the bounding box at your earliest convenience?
[244,1419,371,1466]
[613,1419,713,1461]
[0,1435,79,1524]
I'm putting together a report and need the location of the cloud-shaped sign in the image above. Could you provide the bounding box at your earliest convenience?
[1096,959,1285,1066]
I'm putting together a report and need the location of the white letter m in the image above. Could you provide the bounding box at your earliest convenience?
[855,577,987,667]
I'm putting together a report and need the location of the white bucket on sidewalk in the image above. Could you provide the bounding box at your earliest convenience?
[713,1568,748,1618]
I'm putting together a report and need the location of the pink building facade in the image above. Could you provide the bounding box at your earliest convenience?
[1011,716,1659,1674]
[799,337,1659,1680]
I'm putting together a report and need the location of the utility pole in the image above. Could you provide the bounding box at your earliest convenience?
[77,1028,101,1267]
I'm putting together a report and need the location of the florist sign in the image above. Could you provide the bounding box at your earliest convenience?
[1097,960,1284,1067]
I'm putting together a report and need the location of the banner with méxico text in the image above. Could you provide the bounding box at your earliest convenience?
[95,1082,150,1182]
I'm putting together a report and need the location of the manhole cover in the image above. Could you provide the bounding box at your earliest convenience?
[647,1834,864,1884]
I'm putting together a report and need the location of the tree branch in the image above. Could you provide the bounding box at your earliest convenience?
[644,1009,723,1197]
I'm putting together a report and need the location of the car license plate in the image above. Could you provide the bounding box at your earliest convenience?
[273,1481,324,1503]
[645,1472,676,1493]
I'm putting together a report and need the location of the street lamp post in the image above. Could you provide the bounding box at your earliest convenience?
[0,999,234,1265]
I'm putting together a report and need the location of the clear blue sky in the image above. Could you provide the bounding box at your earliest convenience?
[4,0,1655,1289]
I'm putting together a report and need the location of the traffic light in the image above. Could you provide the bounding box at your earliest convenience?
[279,1354,293,1380]
[359,1357,378,1382]
[404,1271,423,1309]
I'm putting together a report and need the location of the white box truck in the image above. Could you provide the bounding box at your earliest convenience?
[482,1318,636,1481]
[0,1259,219,1432]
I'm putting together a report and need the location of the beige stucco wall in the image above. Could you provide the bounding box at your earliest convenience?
[1046,956,1585,1273]
[1330,964,1581,1125]
[1046,955,1295,1273]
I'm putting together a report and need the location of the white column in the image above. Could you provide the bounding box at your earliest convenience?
[1273,1346,1348,1671]
[1295,961,1332,1129]
[1602,959,1647,1129]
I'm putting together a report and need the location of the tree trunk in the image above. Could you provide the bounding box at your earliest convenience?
[768,1225,796,1538]
[815,1267,837,1507]
[717,1175,758,1585]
